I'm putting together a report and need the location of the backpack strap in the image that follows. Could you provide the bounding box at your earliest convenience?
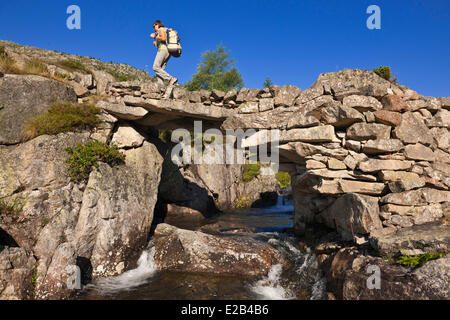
[165,28,171,44]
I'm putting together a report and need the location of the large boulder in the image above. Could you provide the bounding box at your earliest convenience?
[1,131,164,299]
[319,193,383,241]
[74,141,163,278]
[311,69,394,100]
[0,75,77,145]
[152,223,282,276]
[274,85,302,107]
[0,132,91,250]
[369,221,450,256]
[393,112,433,145]
[0,246,36,300]
[340,253,450,299]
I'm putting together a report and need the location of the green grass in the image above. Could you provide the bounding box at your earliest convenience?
[275,171,291,188]
[30,261,39,297]
[241,163,261,183]
[107,69,134,82]
[23,59,48,76]
[65,140,126,182]
[23,102,101,141]
[394,252,445,267]
[56,59,91,74]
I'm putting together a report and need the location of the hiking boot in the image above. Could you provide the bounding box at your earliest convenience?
[162,86,173,99]
[169,77,178,86]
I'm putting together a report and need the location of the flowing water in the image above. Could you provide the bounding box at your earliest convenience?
[78,196,326,300]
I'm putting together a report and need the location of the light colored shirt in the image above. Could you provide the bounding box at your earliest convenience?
[156,29,168,51]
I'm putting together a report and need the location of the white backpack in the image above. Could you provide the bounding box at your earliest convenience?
[165,28,182,58]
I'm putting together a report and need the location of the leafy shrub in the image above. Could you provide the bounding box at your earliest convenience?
[66,140,126,182]
[395,252,445,267]
[23,102,101,140]
[241,163,261,183]
[275,171,291,188]
[373,66,391,81]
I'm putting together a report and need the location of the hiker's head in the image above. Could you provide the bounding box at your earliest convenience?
[153,20,164,31]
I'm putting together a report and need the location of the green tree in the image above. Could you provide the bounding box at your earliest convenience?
[185,43,244,91]
[263,77,273,88]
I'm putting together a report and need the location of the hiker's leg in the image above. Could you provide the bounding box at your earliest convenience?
[162,53,170,70]
[153,49,172,82]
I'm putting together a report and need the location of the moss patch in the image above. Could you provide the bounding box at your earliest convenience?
[394,252,445,267]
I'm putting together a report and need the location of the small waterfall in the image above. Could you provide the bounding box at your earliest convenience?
[86,245,157,294]
[259,194,294,214]
[248,233,326,300]
[250,264,296,300]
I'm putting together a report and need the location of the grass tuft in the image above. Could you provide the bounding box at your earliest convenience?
[0,48,22,74]
[23,102,101,141]
[0,197,25,215]
[23,59,48,76]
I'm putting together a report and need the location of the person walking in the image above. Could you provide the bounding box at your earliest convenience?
[150,20,178,87]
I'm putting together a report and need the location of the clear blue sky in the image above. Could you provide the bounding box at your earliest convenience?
[1,0,449,96]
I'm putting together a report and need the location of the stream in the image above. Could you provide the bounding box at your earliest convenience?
[78,196,326,300]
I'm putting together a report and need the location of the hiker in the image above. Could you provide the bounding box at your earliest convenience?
[150,20,178,86]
